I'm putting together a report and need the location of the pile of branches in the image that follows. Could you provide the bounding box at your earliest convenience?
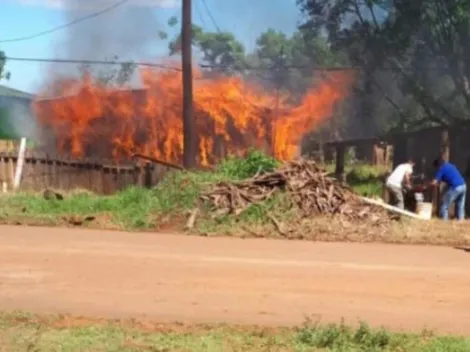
[199,159,389,226]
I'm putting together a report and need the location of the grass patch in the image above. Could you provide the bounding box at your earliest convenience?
[0,170,227,230]
[352,180,383,198]
[346,164,388,198]
[0,312,469,351]
[324,162,388,197]
[0,158,386,230]
[4,153,467,246]
[0,151,285,232]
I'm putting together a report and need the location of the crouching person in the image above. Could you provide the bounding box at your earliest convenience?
[385,159,414,209]
[430,158,466,220]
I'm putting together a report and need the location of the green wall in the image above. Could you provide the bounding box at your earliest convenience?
[0,106,19,140]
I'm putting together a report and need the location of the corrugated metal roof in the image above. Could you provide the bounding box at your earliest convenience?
[0,85,34,99]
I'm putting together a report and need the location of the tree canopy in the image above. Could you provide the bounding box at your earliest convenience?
[68,1,470,143]
[166,17,349,142]
[78,56,136,88]
[165,0,470,139]
[167,18,346,93]
[297,0,470,135]
[168,19,248,73]
[0,50,10,81]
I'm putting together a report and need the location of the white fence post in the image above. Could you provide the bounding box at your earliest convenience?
[13,137,27,190]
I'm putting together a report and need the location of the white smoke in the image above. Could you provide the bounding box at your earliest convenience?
[37,0,175,88]
[6,101,38,141]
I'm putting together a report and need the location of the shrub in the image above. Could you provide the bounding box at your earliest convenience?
[217,149,280,179]
[346,164,388,184]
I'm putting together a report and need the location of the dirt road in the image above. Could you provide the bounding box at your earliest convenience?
[1,226,470,334]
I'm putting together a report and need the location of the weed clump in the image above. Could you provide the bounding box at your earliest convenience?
[0,151,390,237]
[217,149,280,179]
[2,312,470,351]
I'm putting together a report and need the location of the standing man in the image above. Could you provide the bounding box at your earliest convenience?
[386,159,414,209]
[430,158,466,220]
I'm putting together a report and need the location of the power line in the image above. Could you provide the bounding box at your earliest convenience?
[199,0,222,32]
[199,0,253,71]
[0,0,129,43]
[6,56,183,71]
[197,0,259,72]
[9,55,450,72]
[196,0,439,77]
[5,55,365,72]
[194,0,208,28]
[7,56,454,79]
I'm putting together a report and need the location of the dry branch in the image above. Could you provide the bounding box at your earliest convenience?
[186,208,199,229]
[132,153,185,170]
[200,159,390,226]
[267,212,288,237]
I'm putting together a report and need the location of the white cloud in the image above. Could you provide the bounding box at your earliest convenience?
[10,0,180,10]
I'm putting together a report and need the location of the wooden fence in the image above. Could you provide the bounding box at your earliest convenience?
[311,124,470,217]
[0,150,171,194]
[319,138,391,181]
[318,126,470,179]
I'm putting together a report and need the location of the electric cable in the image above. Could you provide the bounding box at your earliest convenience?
[0,0,129,43]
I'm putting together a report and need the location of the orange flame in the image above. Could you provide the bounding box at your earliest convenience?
[34,65,354,165]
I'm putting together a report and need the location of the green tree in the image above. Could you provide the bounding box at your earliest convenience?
[0,50,10,80]
[254,29,302,92]
[78,56,136,87]
[253,28,348,94]
[166,17,349,142]
[168,17,247,74]
[251,28,351,144]
[297,0,470,134]
[0,50,12,140]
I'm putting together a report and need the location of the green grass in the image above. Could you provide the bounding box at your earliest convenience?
[352,181,383,198]
[0,170,228,230]
[0,173,298,235]
[0,153,388,235]
[323,162,388,197]
[0,312,469,352]
[347,164,387,198]
[0,151,282,231]
[0,151,285,231]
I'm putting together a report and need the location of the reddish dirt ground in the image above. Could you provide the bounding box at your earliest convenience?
[1,226,470,335]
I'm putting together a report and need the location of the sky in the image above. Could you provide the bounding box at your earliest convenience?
[0,0,300,94]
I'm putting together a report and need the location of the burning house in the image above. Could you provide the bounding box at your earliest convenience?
[33,67,353,166]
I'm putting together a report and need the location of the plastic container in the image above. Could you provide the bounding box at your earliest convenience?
[414,192,424,202]
[416,202,433,220]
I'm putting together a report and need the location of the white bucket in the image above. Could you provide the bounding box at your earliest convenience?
[416,202,433,220]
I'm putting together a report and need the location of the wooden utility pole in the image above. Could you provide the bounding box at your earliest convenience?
[271,46,285,157]
[182,0,196,168]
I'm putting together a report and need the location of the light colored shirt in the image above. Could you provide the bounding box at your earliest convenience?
[386,163,413,189]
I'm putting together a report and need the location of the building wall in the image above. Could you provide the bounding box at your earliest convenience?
[0,95,33,140]
[389,126,470,178]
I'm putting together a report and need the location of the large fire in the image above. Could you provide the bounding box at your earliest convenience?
[34,64,354,166]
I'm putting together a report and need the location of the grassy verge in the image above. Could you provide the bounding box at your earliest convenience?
[1,312,469,352]
[0,153,385,227]
[2,152,468,246]
[0,152,274,230]
[324,162,388,198]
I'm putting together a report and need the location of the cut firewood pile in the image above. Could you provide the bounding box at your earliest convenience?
[198,159,391,229]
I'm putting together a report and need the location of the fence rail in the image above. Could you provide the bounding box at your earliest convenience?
[0,150,171,194]
[310,124,470,217]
